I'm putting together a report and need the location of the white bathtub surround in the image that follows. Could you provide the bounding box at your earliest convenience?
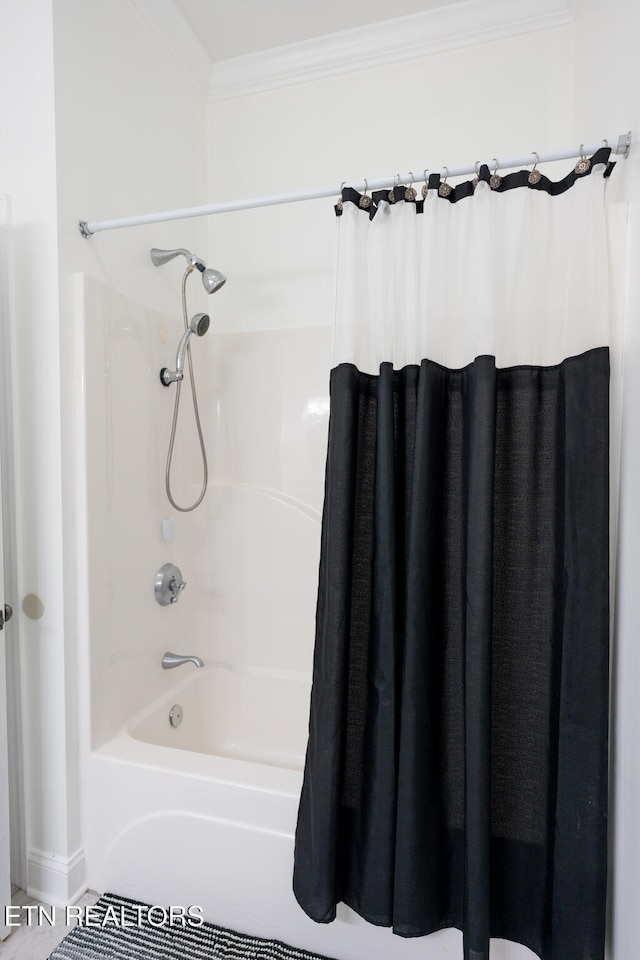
[85,683,461,960]
[132,666,310,768]
[76,273,330,750]
[76,270,479,959]
[74,253,554,958]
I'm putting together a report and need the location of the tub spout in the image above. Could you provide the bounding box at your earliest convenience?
[162,652,205,670]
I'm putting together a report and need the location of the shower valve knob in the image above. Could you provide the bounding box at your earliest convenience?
[155,563,187,606]
[169,578,187,602]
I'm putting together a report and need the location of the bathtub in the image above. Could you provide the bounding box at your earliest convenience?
[84,663,466,960]
[78,280,525,960]
[131,664,309,771]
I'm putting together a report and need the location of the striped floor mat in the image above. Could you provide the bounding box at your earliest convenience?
[48,892,338,960]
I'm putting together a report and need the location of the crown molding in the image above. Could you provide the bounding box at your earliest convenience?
[129,0,576,104]
[208,0,576,102]
[130,0,213,97]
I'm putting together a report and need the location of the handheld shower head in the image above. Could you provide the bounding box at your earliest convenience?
[188,312,210,338]
[160,313,210,386]
[175,312,209,374]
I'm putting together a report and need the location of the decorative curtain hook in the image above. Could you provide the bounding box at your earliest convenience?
[404,172,417,201]
[438,166,452,198]
[472,160,481,191]
[490,157,502,190]
[422,169,430,199]
[575,144,591,175]
[336,180,346,212]
[389,173,400,203]
[359,178,372,209]
[528,152,542,185]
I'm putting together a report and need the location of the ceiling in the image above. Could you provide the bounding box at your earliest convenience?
[172,0,466,62]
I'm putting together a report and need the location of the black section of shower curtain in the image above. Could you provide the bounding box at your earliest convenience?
[293,348,610,960]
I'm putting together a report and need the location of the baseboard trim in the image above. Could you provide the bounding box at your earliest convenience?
[27,846,87,907]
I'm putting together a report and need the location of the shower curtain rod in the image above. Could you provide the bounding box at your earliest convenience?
[78,131,632,238]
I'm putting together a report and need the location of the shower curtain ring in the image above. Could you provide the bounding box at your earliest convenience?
[359,178,372,209]
[422,169,430,199]
[438,166,452,197]
[490,157,502,190]
[575,144,591,175]
[336,181,346,212]
[389,174,400,203]
[528,152,542,184]
[472,160,481,191]
[404,172,417,201]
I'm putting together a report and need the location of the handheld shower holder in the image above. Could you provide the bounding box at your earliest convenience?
[160,367,183,386]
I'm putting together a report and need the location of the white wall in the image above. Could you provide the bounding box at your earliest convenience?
[207,26,574,336]
[0,0,69,900]
[572,3,640,957]
[1,0,210,905]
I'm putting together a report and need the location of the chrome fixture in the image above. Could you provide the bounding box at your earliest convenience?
[150,246,227,512]
[151,247,203,269]
[160,312,210,386]
[154,563,187,606]
[162,652,205,670]
[169,704,183,727]
[201,267,226,295]
[150,248,226,296]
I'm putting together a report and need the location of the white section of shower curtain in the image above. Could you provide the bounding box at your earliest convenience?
[333,162,617,372]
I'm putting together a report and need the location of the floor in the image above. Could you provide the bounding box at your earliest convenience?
[3,885,100,959]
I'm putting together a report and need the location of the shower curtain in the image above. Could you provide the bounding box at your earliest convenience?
[293,147,617,960]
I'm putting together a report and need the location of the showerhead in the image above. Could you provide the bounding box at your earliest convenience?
[150,247,226,293]
[201,267,226,295]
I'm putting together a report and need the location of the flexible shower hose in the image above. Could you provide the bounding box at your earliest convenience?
[164,267,208,512]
